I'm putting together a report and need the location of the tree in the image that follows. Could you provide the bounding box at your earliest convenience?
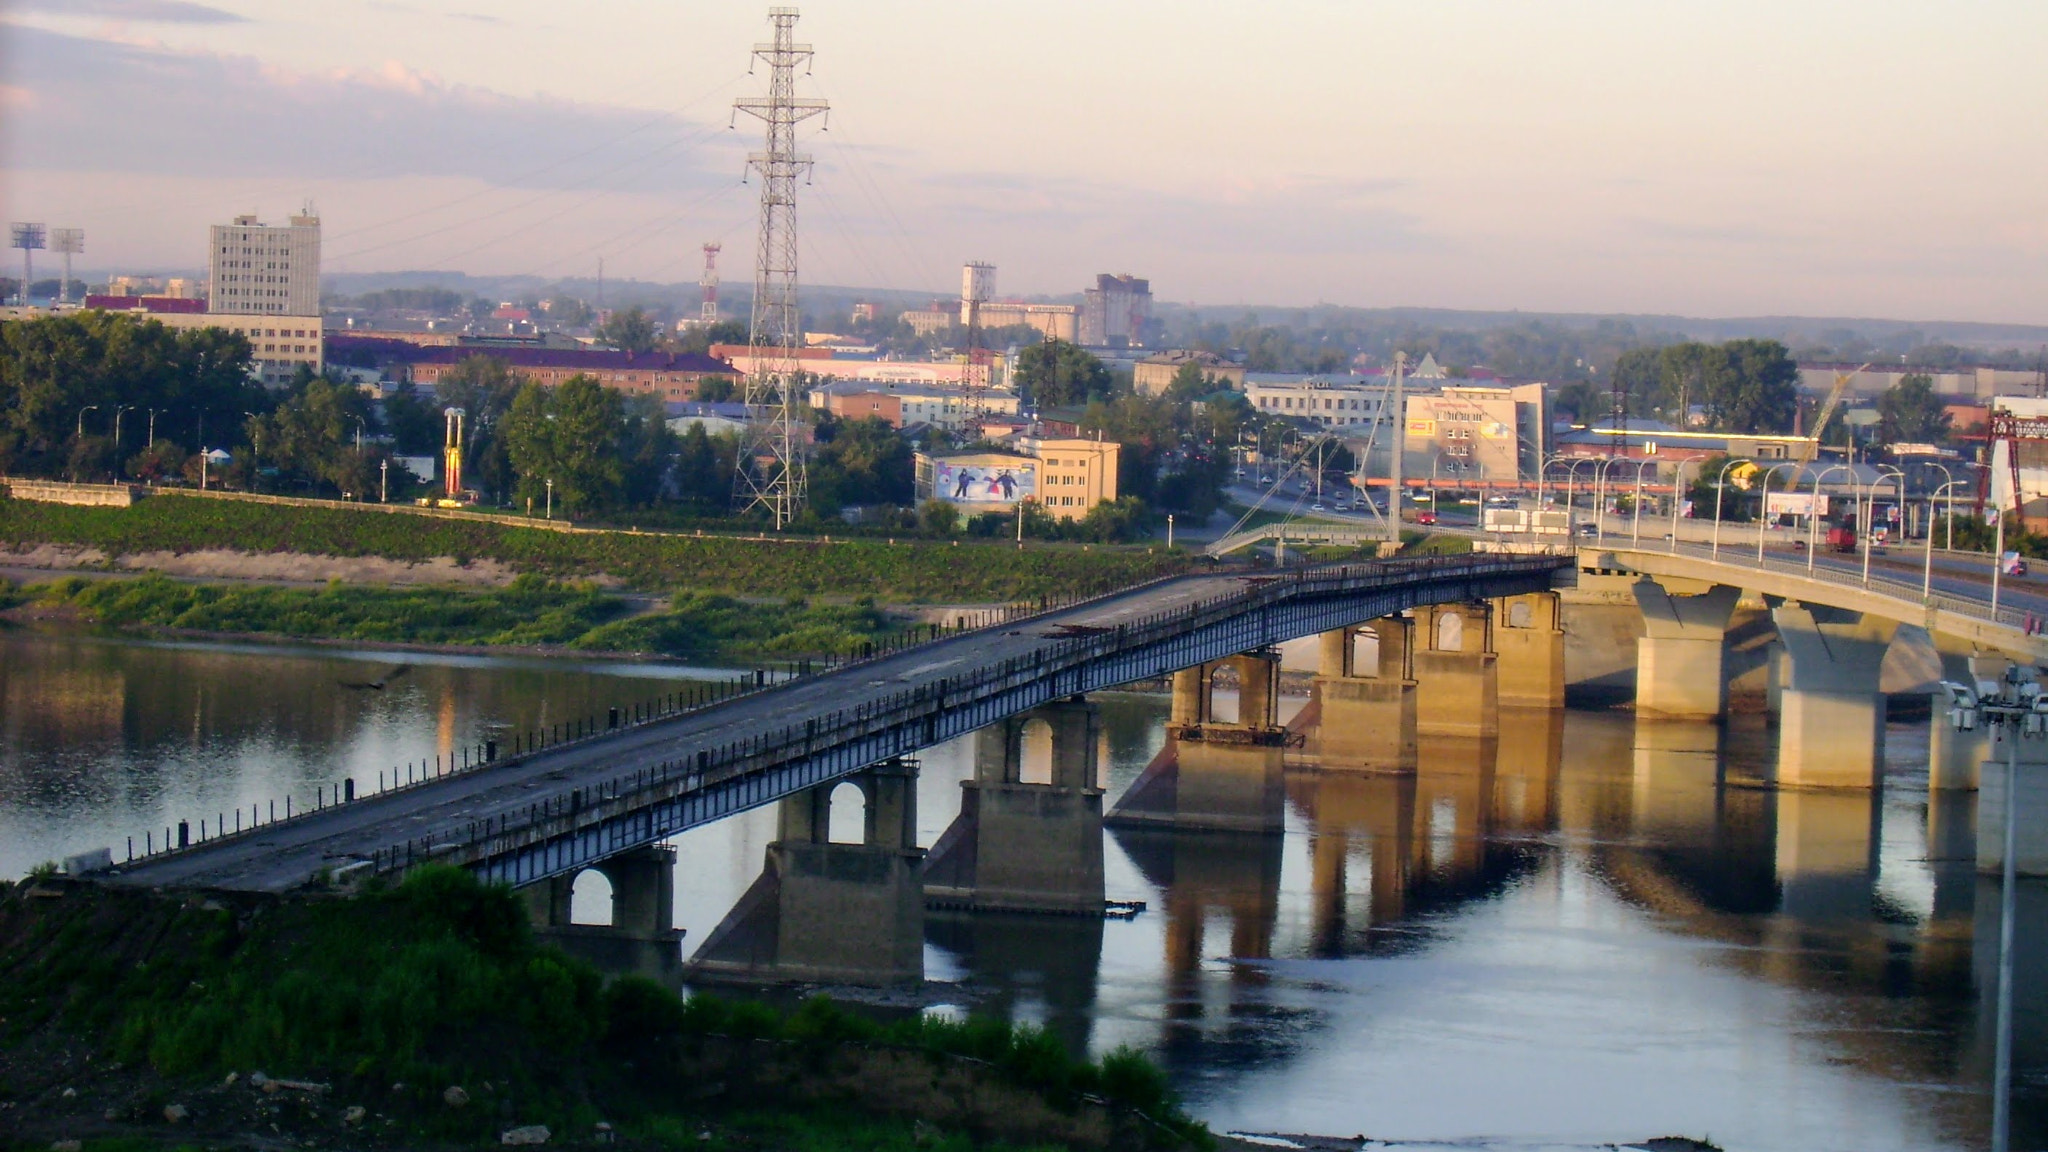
[918,499,959,537]
[597,307,661,354]
[1013,339,1113,408]
[380,381,444,455]
[1711,339,1798,433]
[676,319,750,356]
[431,355,526,501]
[809,416,914,512]
[1877,373,1952,446]
[617,392,679,508]
[248,376,377,495]
[672,423,735,510]
[500,375,626,516]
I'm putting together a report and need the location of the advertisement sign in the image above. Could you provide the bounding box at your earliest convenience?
[934,460,1036,506]
[1406,419,1436,438]
[1765,491,1831,519]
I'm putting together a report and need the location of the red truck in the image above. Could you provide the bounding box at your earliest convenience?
[1825,525,1857,553]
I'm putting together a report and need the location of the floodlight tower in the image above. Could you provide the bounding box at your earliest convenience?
[50,229,83,305]
[9,223,46,306]
[699,242,722,325]
[731,7,829,528]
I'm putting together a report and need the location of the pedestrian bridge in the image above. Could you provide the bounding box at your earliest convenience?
[102,552,1570,896]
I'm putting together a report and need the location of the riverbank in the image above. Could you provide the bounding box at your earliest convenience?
[0,574,919,663]
[0,493,1194,600]
[0,869,1209,1152]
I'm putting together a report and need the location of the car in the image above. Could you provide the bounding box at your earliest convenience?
[1576,522,1597,537]
[1311,502,1325,512]
[1415,511,1438,526]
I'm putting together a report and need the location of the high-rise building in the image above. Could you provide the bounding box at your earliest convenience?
[209,209,320,316]
[1079,273,1151,348]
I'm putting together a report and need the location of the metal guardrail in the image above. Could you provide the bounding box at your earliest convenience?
[1602,540,2036,634]
[192,553,1556,881]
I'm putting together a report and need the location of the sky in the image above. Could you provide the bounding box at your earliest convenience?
[2,1,2045,323]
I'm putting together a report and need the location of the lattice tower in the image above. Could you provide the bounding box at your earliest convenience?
[731,7,828,528]
[699,242,721,325]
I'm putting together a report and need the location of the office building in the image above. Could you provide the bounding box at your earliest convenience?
[84,294,321,386]
[1079,273,1151,348]
[1244,374,1389,430]
[1402,383,1548,483]
[209,210,321,316]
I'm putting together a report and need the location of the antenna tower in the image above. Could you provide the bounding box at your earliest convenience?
[50,228,83,304]
[699,242,722,325]
[960,261,995,420]
[732,7,829,528]
[1609,369,1627,459]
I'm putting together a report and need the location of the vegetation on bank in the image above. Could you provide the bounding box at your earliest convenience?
[0,495,1191,600]
[12,574,902,660]
[0,868,1205,1150]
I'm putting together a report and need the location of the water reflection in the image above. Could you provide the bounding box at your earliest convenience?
[3,627,2042,1150]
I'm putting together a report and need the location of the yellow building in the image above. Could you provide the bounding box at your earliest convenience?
[1019,437,1119,516]
[914,436,1120,521]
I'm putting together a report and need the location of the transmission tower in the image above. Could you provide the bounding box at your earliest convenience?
[699,242,722,325]
[731,7,829,528]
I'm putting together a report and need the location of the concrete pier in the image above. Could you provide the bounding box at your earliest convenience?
[1492,592,1566,710]
[1412,603,1498,739]
[1771,604,1890,789]
[521,845,684,978]
[1305,618,1418,770]
[687,758,926,986]
[1978,730,2048,877]
[1633,580,1741,721]
[924,701,1106,914]
[1171,651,1283,742]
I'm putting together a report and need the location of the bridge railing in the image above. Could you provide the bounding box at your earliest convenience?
[1609,540,2034,633]
[365,552,1570,881]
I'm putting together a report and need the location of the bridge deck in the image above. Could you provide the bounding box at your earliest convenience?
[103,554,1568,894]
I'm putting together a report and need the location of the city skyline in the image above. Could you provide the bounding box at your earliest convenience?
[3,2,2045,324]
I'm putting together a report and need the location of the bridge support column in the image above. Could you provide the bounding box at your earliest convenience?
[1170,651,1282,741]
[1492,592,1565,709]
[1632,580,1740,721]
[924,700,1106,914]
[521,845,684,978]
[1772,604,1890,789]
[1412,603,1497,739]
[686,758,926,986]
[1302,619,1417,770]
[1979,730,2048,878]
[1108,738,1287,834]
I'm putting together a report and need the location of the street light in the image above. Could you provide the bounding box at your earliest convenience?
[76,403,98,441]
[1754,460,1804,565]
[1937,669,2041,1152]
[545,478,554,520]
[1666,458,1701,553]
[1595,456,1632,545]
[110,405,132,477]
[1861,466,1904,586]
[1710,457,1753,560]
[1805,463,1851,575]
[1628,458,1656,546]
[1924,479,1969,601]
[1560,456,1596,535]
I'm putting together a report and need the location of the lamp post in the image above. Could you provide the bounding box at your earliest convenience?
[1561,457,1595,535]
[1711,457,1752,560]
[1755,461,1803,565]
[1667,458,1700,553]
[146,407,160,448]
[1861,467,1904,586]
[351,416,365,455]
[1924,480,1969,601]
[1806,464,1850,575]
[380,458,389,505]
[110,405,132,478]
[1917,461,1956,549]
[1166,513,1175,550]
[243,411,260,492]
[76,403,98,441]
[1629,458,1655,546]
[545,478,554,521]
[1937,669,2041,1152]
[1596,456,1631,545]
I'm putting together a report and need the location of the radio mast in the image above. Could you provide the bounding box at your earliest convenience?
[731,7,829,528]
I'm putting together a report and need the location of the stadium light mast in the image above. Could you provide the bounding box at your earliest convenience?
[50,229,83,305]
[731,6,829,529]
[9,223,46,306]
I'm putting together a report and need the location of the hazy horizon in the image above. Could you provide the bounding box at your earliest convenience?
[4,2,2045,325]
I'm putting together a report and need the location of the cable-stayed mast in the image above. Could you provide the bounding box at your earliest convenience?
[732,7,829,528]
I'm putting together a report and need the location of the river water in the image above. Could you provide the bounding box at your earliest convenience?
[1,623,2041,1151]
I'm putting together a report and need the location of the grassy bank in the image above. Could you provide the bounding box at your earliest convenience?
[0,494,1191,600]
[13,574,902,660]
[0,868,1206,1151]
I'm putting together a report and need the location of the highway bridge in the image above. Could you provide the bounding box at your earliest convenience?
[101,552,1570,895]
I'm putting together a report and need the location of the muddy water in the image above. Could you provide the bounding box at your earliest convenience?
[1,624,2039,1151]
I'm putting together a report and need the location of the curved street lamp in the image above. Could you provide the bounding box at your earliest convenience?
[1595,456,1633,545]
[1666,458,1703,553]
[1861,466,1905,586]
[1805,463,1852,575]
[1628,458,1657,546]
[1754,460,1806,564]
[1924,479,1970,601]
[1710,457,1753,560]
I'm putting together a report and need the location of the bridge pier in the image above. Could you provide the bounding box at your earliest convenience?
[1633,580,1741,721]
[1771,604,1891,789]
[521,845,684,979]
[1492,592,1566,710]
[1170,651,1282,740]
[1412,603,1498,739]
[1302,619,1418,770]
[924,700,1106,914]
[686,758,925,986]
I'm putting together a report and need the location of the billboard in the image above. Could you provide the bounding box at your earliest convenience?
[1765,491,1831,518]
[934,459,1036,506]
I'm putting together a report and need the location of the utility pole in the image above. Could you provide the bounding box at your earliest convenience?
[1387,351,1406,542]
[731,6,829,529]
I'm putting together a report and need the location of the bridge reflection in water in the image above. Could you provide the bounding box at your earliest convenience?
[629,690,2039,1149]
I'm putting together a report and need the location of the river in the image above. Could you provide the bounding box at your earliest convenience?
[1,622,2039,1151]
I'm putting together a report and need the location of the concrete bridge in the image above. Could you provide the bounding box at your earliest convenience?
[102,552,1569,901]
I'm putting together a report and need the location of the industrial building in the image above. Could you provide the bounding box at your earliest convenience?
[1244,375,1390,430]
[1798,361,2045,401]
[209,210,321,317]
[1134,350,1246,396]
[809,380,1021,431]
[1079,273,1152,348]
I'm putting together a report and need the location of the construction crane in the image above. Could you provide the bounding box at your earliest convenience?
[1796,362,1869,467]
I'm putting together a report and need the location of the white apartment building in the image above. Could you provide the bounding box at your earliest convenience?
[210,210,321,316]
[1243,375,1392,430]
